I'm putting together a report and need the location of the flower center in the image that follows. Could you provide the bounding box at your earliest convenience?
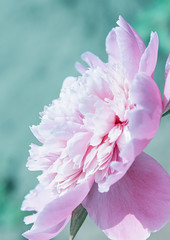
[35,64,133,195]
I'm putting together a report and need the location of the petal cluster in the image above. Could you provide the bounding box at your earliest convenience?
[22,16,170,240]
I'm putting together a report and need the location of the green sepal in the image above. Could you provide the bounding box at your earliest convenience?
[69,204,88,240]
[162,109,170,117]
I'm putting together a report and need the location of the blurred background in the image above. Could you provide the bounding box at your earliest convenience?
[0,0,170,239]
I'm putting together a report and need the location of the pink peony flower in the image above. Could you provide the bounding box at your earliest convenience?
[22,16,170,240]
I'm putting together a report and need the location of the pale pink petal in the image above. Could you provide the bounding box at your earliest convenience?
[116,16,145,83]
[36,179,93,229]
[61,76,76,91]
[129,72,162,141]
[51,121,83,141]
[21,184,54,212]
[163,55,170,113]
[23,179,93,239]
[117,72,162,184]
[23,217,70,240]
[105,29,121,63]
[81,51,105,69]
[67,132,92,166]
[139,32,159,77]
[24,214,38,225]
[117,16,145,54]
[30,125,45,143]
[26,144,51,171]
[75,62,87,74]
[165,55,170,79]
[83,152,170,240]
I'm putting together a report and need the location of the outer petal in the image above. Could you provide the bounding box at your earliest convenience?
[163,55,170,113]
[129,73,162,140]
[116,16,145,83]
[23,218,70,240]
[122,72,162,160]
[81,51,105,69]
[23,179,93,240]
[83,152,170,240]
[21,184,54,212]
[139,32,159,77]
[117,16,145,54]
[120,72,162,178]
[75,62,87,74]
[105,29,121,63]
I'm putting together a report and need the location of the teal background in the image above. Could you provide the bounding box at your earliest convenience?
[0,0,169,239]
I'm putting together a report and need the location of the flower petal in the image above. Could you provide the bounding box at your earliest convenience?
[83,152,170,240]
[23,217,70,240]
[139,32,159,77]
[81,51,105,69]
[75,62,87,74]
[116,16,145,83]
[118,72,162,183]
[130,73,162,139]
[67,132,92,166]
[105,29,121,63]
[163,55,170,113]
[23,179,93,239]
[122,72,162,159]
[117,16,145,55]
[21,184,54,212]
[61,76,76,91]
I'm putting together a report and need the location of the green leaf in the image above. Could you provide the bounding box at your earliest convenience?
[162,109,170,117]
[69,204,88,240]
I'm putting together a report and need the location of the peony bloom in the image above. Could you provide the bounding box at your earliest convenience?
[22,16,170,240]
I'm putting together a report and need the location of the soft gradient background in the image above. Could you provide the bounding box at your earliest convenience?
[0,0,170,239]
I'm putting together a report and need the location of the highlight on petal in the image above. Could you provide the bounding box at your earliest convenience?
[83,152,170,240]
[163,55,170,113]
[139,32,159,77]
